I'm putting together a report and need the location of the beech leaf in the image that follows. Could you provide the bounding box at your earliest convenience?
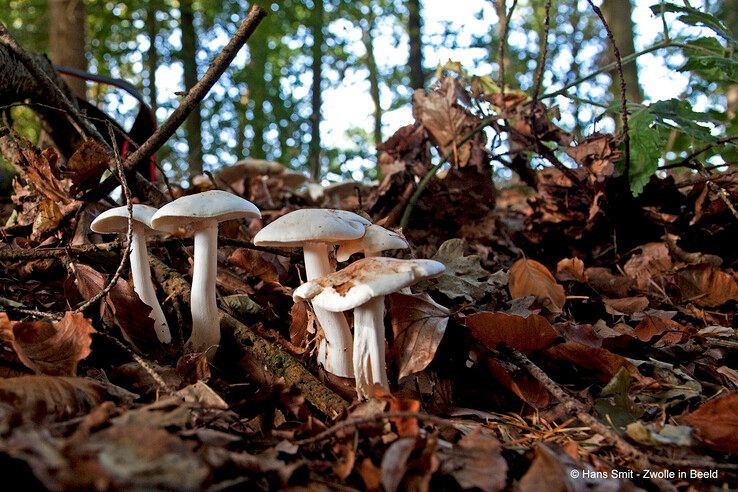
[0,375,105,421]
[466,311,558,353]
[389,292,450,379]
[685,392,738,454]
[508,259,566,313]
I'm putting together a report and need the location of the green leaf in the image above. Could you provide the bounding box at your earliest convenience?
[648,99,718,142]
[627,108,662,196]
[652,3,738,46]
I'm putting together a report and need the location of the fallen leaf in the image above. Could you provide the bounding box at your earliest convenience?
[623,242,673,292]
[358,457,382,490]
[565,133,621,183]
[466,312,558,353]
[486,357,551,408]
[545,342,645,383]
[674,264,738,307]
[63,140,111,195]
[685,392,738,454]
[439,431,507,492]
[603,297,649,316]
[632,316,689,347]
[389,292,450,379]
[381,437,417,492]
[509,259,566,313]
[556,257,586,282]
[0,375,106,421]
[429,238,492,302]
[9,311,94,376]
[584,267,632,298]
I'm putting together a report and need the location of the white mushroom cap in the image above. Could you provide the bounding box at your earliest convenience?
[91,204,159,234]
[293,257,445,312]
[253,209,371,248]
[150,190,261,230]
[336,224,409,262]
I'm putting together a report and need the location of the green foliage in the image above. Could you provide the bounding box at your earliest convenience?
[627,108,661,196]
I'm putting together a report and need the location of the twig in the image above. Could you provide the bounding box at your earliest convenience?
[497,0,518,100]
[74,125,132,313]
[117,5,266,179]
[530,0,552,106]
[660,135,738,170]
[0,241,121,261]
[147,255,349,418]
[148,237,300,258]
[295,410,456,445]
[586,0,630,177]
[502,347,676,491]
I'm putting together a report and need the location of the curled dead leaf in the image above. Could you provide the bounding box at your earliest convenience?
[9,311,94,376]
[509,259,566,313]
[556,257,586,283]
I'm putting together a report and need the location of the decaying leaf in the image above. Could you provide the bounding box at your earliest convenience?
[508,259,566,313]
[63,140,111,195]
[439,431,507,492]
[8,311,94,376]
[466,312,558,353]
[603,297,650,316]
[389,292,450,379]
[584,267,633,298]
[545,342,646,383]
[565,133,621,183]
[429,238,492,302]
[556,257,586,282]
[674,263,738,307]
[623,242,673,292]
[381,437,418,492]
[0,375,106,421]
[632,316,689,347]
[685,392,738,454]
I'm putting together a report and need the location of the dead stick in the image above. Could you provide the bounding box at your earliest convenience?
[503,347,677,491]
[0,241,121,261]
[147,255,349,418]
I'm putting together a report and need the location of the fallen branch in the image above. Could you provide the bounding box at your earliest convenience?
[502,347,677,491]
[147,255,349,419]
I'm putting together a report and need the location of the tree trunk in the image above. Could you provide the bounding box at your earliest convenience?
[725,0,738,118]
[146,2,158,118]
[363,20,382,161]
[407,0,424,90]
[180,0,204,177]
[308,0,324,182]
[601,0,642,104]
[248,17,268,160]
[48,0,87,98]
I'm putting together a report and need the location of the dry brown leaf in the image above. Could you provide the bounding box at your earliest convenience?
[332,442,356,480]
[545,342,646,384]
[623,242,673,292]
[466,312,558,353]
[381,437,418,492]
[685,392,738,454]
[486,357,551,408]
[389,292,450,379]
[556,257,586,282]
[584,267,633,298]
[603,297,650,316]
[439,431,507,492]
[632,316,689,347]
[565,133,621,183]
[64,140,111,195]
[674,264,738,307]
[0,375,106,421]
[509,259,566,313]
[228,247,282,285]
[10,311,94,376]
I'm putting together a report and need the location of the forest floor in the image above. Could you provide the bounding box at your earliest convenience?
[1,133,738,491]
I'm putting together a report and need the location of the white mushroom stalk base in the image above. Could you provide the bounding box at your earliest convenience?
[353,296,389,399]
[189,222,221,358]
[130,225,171,343]
[303,242,354,378]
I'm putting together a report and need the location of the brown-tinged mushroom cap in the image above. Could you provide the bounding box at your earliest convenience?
[253,209,371,248]
[151,190,261,231]
[91,204,159,234]
[293,257,445,312]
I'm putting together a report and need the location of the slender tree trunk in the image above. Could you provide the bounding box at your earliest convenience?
[248,18,268,160]
[146,2,158,118]
[363,20,382,159]
[180,0,204,177]
[601,0,642,104]
[48,0,87,98]
[407,0,424,90]
[308,0,324,182]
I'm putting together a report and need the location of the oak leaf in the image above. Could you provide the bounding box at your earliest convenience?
[429,238,492,301]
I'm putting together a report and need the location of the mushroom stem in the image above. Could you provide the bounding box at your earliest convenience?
[303,242,355,378]
[129,224,171,343]
[353,296,389,399]
[189,221,220,357]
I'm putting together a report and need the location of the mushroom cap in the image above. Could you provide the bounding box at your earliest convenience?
[336,224,409,261]
[150,190,261,231]
[293,257,445,312]
[253,209,371,248]
[91,204,159,234]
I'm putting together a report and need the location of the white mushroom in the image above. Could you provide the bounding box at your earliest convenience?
[293,257,445,399]
[336,224,409,262]
[91,204,172,344]
[253,209,371,378]
[151,190,261,357]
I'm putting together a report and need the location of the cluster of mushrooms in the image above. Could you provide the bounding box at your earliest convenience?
[91,190,445,399]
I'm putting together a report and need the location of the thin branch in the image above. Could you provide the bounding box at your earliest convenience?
[530,0,552,106]
[660,134,738,170]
